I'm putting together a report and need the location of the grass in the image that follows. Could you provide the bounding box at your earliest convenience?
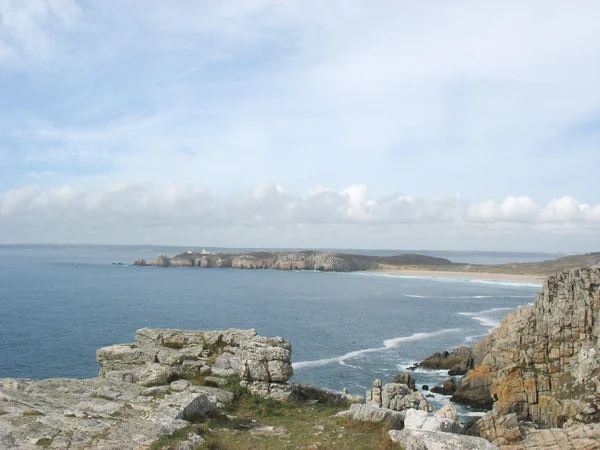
[151,377,401,450]
[22,409,45,416]
[35,438,53,448]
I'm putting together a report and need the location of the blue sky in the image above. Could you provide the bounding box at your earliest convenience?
[1,1,599,251]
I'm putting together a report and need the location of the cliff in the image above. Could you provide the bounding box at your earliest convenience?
[451,267,600,447]
[133,250,453,272]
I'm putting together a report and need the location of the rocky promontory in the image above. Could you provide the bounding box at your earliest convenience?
[0,327,366,449]
[133,250,453,272]
[419,267,600,449]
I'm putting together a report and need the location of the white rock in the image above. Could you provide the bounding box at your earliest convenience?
[389,429,499,450]
[404,408,462,434]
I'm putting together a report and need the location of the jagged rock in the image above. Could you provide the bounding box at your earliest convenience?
[393,372,416,390]
[348,403,405,429]
[431,377,458,396]
[389,429,499,450]
[435,402,459,422]
[238,336,293,383]
[415,345,474,375]
[451,366,493,408]
[382,383,432,412]
[404,408,462,434]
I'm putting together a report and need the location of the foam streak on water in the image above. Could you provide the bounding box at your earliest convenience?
[293,328,462,370]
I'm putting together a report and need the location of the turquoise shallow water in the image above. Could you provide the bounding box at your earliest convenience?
[0,245,542,416]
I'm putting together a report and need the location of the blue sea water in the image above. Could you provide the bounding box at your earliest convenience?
[0,245,543,416]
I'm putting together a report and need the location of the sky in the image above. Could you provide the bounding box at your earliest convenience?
[0,1,599,252]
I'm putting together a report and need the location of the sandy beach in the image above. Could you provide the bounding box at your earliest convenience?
[370,269,545,283]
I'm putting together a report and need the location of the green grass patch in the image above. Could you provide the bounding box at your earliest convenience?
[151,376,401,450]
[35,438,53,448]
[23,409,45,416]
[162,342,185,349]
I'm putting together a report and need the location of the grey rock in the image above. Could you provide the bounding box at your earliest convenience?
[382,383,431,412]
[404,408,462,434]
[389,429,499,450]
[238,336,293,383]
[170,379,190,392]
[349,403,405,429]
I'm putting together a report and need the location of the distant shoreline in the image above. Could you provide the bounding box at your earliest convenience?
[369,268,545,283]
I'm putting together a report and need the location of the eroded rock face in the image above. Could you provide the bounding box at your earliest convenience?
[465,268,600,430]
[448,267,600,448]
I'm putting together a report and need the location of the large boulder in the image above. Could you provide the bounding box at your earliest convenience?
[403,408,462,434]
[389,429,499,450]
[349,403,405,429]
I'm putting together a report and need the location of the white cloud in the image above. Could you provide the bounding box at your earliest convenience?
[1,184,598,249]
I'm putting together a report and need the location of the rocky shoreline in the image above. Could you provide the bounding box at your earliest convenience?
[415,267,600,448]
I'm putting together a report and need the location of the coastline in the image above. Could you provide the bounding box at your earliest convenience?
[369,268,545,283]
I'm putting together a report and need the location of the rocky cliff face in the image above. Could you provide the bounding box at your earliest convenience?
[454,267,600,447]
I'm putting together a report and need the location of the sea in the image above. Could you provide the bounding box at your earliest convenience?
[0,245,557,419]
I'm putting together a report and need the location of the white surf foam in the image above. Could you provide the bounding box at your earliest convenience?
[459,307,514,316]
[292,328,462,370]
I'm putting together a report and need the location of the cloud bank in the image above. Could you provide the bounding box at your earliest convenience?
[1,184,598,250]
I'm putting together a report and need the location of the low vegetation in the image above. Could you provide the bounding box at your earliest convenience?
[152,377,401,450]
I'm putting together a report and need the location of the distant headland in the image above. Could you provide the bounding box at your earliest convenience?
[133,250,600,280]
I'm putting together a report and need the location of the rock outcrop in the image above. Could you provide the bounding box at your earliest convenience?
[431,377,458,396]
[97,327,262,386]
[454,267,600,448]
[365,379,432,412]
[412,345,474,375]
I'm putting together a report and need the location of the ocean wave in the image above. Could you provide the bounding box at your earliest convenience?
[458,307,514,316]
[292,328,462,370]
